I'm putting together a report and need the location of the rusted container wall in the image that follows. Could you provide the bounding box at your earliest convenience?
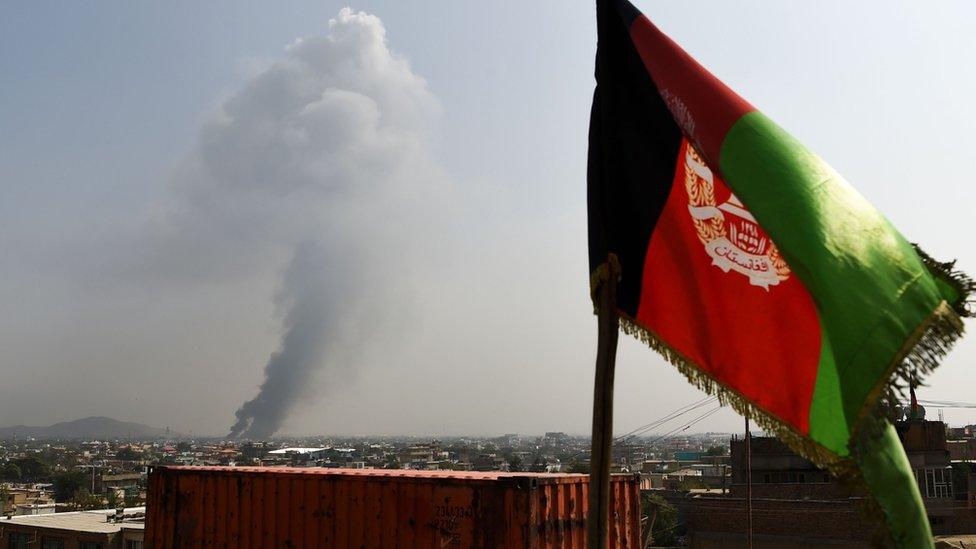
[146,466,640,548]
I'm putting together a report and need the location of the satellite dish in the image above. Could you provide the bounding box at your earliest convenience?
[904,404,926,420]
[915,405,927,420]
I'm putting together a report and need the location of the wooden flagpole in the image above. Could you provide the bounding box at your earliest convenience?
[588,258,620,549]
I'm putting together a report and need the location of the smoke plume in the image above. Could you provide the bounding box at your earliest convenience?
[148,8,442,439]
[229,242,350,439]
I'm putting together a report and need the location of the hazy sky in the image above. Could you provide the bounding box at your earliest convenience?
[1,1,974,438]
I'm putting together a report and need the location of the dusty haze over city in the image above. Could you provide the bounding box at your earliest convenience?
[1,1,974,438]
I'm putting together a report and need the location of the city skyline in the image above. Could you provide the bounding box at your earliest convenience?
[1,1,974,438]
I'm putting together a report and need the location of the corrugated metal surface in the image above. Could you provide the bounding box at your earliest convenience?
[146,466,641,548]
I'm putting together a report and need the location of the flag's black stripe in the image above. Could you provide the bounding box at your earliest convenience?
[614,0,641,27]
[588,0,682,316]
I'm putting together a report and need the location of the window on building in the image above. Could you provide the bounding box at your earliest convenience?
[9,533,29,549]
[41,537,65,549]
[920,467,954,499]
[80,542,103,549]
[935,468,953,498]
[125,541,144,549]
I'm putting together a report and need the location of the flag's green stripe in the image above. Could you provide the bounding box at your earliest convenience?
[934,277,960,306]
[717,111,945,454]
[858,422,934,548]
[808,314,849,456]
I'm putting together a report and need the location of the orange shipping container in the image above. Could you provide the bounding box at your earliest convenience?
[146,466,641,548]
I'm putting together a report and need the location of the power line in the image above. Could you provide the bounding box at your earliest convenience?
[564,397,722,464]
[646,405,723,445]
[914,399,976,409]
[616,397,718,444]
[617,396,714,440]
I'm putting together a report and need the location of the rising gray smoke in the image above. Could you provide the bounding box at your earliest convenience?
[229,242,345,439]
[142,8,442,439]
[218,9,440,439]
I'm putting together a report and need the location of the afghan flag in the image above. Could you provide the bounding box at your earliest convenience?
[588,1,973,546]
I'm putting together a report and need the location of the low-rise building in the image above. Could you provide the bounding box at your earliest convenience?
[0,507,144,549]
[14,503,57,516]
[896,418,956,532]
[96,473,142,495]
[265,447,329,464]
[1,487,54,516]
[687,415,976,546]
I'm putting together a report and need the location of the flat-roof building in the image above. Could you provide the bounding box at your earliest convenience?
[0,507,144,549]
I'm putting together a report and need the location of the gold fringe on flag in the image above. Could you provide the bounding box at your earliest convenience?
[589,247,972,545]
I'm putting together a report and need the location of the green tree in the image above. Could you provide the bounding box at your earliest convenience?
[567,460,590,474]
[116,448,143,461]
[642,491,678,546]
[529,455,548,473]
[175,441,192,453]
[0,463,21,481]
[12,457,50,481]
[70,488,103,511]
[705,445,727,457]
[507,455,524,473]
[52,471,88,502]
[677,475,705,491]
[105,489,121,509]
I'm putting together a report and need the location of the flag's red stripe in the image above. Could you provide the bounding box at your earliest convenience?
[628,15,754,172]
[635,141,822,434]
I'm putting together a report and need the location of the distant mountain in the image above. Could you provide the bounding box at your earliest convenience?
[0,416,173,440]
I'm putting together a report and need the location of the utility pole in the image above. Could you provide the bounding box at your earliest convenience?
[746,417,753,549]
